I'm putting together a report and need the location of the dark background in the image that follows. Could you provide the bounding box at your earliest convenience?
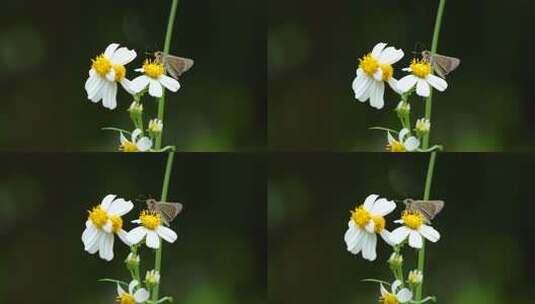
[0,153,266,304]
[0,0,265,151]
[269,0,535,151]
[269,153,535,303]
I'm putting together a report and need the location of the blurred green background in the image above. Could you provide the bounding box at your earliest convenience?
[0,0,265,151]
[0,153,266,304]
[269,0,535,151]
[269,153,534,303]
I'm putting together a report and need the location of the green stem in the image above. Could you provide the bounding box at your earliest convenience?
[156,0,181,150]
[422,0,446,149]
[416,152,437,300]
[151,152,175,301]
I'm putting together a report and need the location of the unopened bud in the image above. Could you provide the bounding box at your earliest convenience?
[415,118,431,136]
[388,252,403,268]
[395,101,411,115]
[148,119,163,134]
[407,270,423,285]
[128,101,143,114]
[145,269,160,287]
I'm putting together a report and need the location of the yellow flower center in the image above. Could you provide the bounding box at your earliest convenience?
[358,54,379,76]
[381,293,399,304]
[116,293,136,304]
[140,210,161,230]
[351,205,370,228]
[380,63,393,81]
[386,140,405,152]
[402,210,424,230]
[119,141,138,152]
[113,64,126,81]
[91,55,112,77]
[410,58,432,78]
[88,206,108,229]
[371,215,386,233]
[110,215,123,233]
[143,59,165,79]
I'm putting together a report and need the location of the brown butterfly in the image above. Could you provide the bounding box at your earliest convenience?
[154,51,194,80]
[421,50,461,78]
[146,199,183,226]
[403,199,444,223]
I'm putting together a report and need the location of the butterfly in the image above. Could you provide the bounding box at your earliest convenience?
[403,199,444,223]
[154,51,194,80]
[146,199,183,226]
[421,50,461,78]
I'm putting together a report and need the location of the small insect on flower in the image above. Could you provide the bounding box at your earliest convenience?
[397,58,448,97]
[379,280,412,304]
[116,280,149,304]
[154,51,194,80]
[119,129,153,152]
[344,194,396,261]
[386,128,419,152]
[128,210,178,249]
[352,42,404,109]
[81,194,133,261]
[85,43,137,110]
[390,209,441,249]
[130,59,181,98]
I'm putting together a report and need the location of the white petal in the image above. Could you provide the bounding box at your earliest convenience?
[392,280,402,293]
[108,199,133,216]
[387,78,401,95]
[101,194,116,211]
[373,68,383,81]
[117,229,131,246]
[102,82,118,110]
[390,226,410,245]
[398,128,410,141]
[361,233,377,261]
[103,220,113,233]
[136,137,153,152]
[104,43,120,58]
[370,198,396,216]
[106,69,116,82]
[87,231,101,254]
[397,75,418,93]
[418,225,440,242]
[349,228,366,255]
[128,280,139,294]
[426,74,448,92]
[128,226,147,244]
[159,75,181,92]
[86,74,105,101]
[363,194,379,211]
[117,283,126,296]
[130,75,150,93]
[82,224,98,248]
[380,284,389,297]
[146,230,160,249]
[120,78,135,95]
[131,129,142,142]
[157,226,178,243]
[369,81,385,109]
[148,79,163,97]
[353,74,372,100]
[111,48,137,65]
[120,132,128,145]
[365,221,375,233]
[379,230,393,246]
[379,47,404,65]
[371,42,387,58]
[98,232,114,261]
[397,288,413,303]
[416,79,430,97]
[387,132,395,145]
[408,231,423,249]
[404,136,420,151]
[134,288,150,302]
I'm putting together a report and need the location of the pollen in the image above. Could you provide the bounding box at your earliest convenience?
[116,294,136,304]
[142,59,165,79]
[91,55,112,77]
[371,215,386,233]
[379,64,393,81]
[140,210,161,230]
[351,205,370,228]
[386,140,405,152]
[402,210,424,230]
[110,215,123,233]
[88,206,108,229]
[410,58,432,78]
[113,64,126,81]
[381,293,399,304]
[358,54,379,77]
[119,141,138,152]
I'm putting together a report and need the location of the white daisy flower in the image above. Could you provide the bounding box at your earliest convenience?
[390,210,441,249]
[119,129,152,152]
[130,59,181,98]
[81,194,133,261]
[85,43,137,110]
[379,280,412,304]
[398,58,448,97]
[352,42,404,109]
[344,194,396,261]
[128,210,178,249]
[116,280,149,304]
[386,128,419,152]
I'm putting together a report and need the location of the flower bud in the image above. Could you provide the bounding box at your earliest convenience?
[128,101,143,114]
[395,101,410,115]
[148,119,163,134]
[145,269,160,288]
[415,118,431,136]
[388,252,403,268]
[125,252,140,270]
[407,270,423,285]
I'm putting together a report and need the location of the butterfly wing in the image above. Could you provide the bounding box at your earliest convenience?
[431,54,460,78]
[164,55,194,80]
[156,202,183,226]
[412,200,444,223]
